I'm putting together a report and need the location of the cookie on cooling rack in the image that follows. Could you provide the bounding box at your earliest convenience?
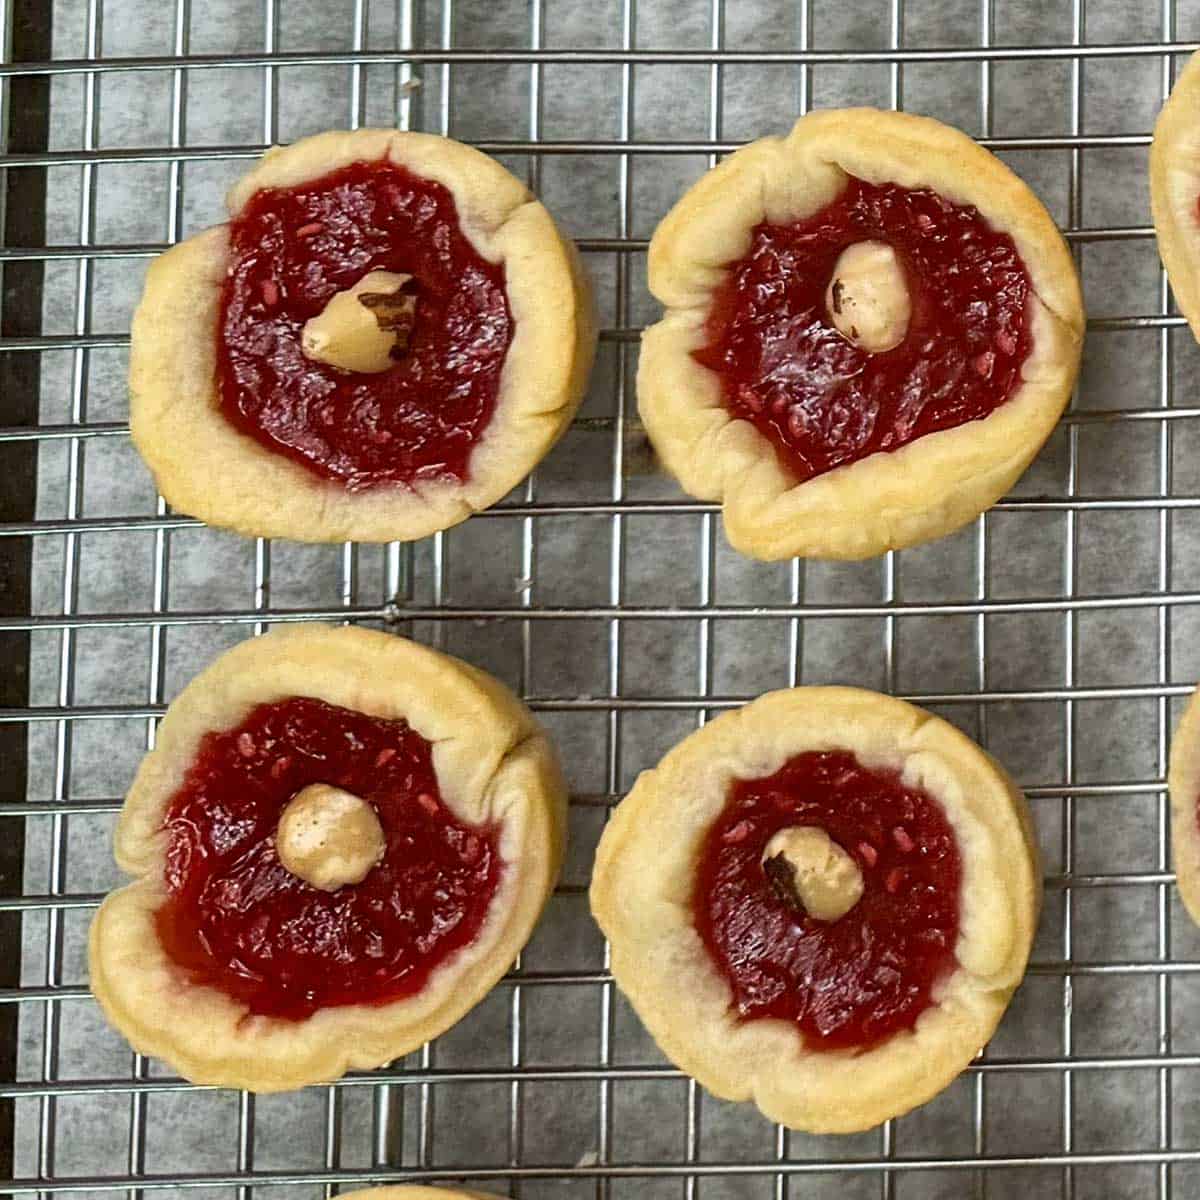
[639,108,1085,561]
[340,1188,500,1200]
[129,129,595,543]
[590,686,1040,1134]
[1168,683,1200,925]
[89,625,565,1092]
[1152,51,1200,342]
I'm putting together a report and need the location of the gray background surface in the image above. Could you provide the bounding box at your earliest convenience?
[13,0,1200,1197]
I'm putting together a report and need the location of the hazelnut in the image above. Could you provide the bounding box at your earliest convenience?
[825,240,910,354]
[275,783,386,892]
[300,270,416,374]
[762,825,864,922]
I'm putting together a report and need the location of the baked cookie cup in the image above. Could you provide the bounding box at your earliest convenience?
[130,129,595,543]
[590,686,1040,1134]
[639,108,1084,561]
[340,1185,499,1195]
[1168,682,1200,926]
[339,1189,501,1200]
[89,625,565,1092]
[1152,49,1200,341]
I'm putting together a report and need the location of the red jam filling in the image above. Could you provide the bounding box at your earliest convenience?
[693,177,1034,483]
[155,696,501,1021]
[216,160,513,489]
[694,750,961,1051]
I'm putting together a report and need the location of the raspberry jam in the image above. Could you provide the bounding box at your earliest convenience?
[693,177,1033,483]
[693,750,961,1051]
[216,160,513,489]
[155,697,501,1021]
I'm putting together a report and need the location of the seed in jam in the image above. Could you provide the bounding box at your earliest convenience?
[693,750,962,1052]
[155,696,502,1021]
[216,159,513,490]
[692,176,1033,484]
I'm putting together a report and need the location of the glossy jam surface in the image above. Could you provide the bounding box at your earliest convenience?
[694,750,962,1051]
[693,177,1033,483]
[156,697,501,1020]
[217,160,513,489]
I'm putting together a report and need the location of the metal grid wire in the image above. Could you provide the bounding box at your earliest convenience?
[5,0,1200,1196]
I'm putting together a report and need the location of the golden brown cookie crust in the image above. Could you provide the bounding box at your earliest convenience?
[89,625,566,1092]
[1152,50,1200,342]
[130,129,595,543]
[340,1190,501,1200]
[1168,682,1200,926]
[638,108,1085,561]
[589,686,1041,1134]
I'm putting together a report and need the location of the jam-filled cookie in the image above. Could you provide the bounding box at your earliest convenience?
[639,108,1084,561]
[1152,51,1200,341]
[590,686,1040,1133]
[89,625,565,1091]
[341,1189,499,1200]
[1168,683,1200,925]
[130,130,594,543]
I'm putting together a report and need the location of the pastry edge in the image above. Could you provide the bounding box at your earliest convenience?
[638,108,1085,562]
[129,129,596,544]
[588,685,1041,1134]
[1151,50,1200,343]
[1168,681,1200,926]
[338,1190,504,1200]
[89,625,567,1092]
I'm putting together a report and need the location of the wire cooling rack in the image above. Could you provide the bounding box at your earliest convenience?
[7,0,1200,1197]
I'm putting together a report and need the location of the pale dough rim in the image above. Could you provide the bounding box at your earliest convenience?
[638,108,1085,561]
[130,129,596,543]
[339,1189,500,1200]
[89,625,567,1092]
[588,685,1041,1134]
[1151,49,1200,342]
[1168,681,1200,926]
